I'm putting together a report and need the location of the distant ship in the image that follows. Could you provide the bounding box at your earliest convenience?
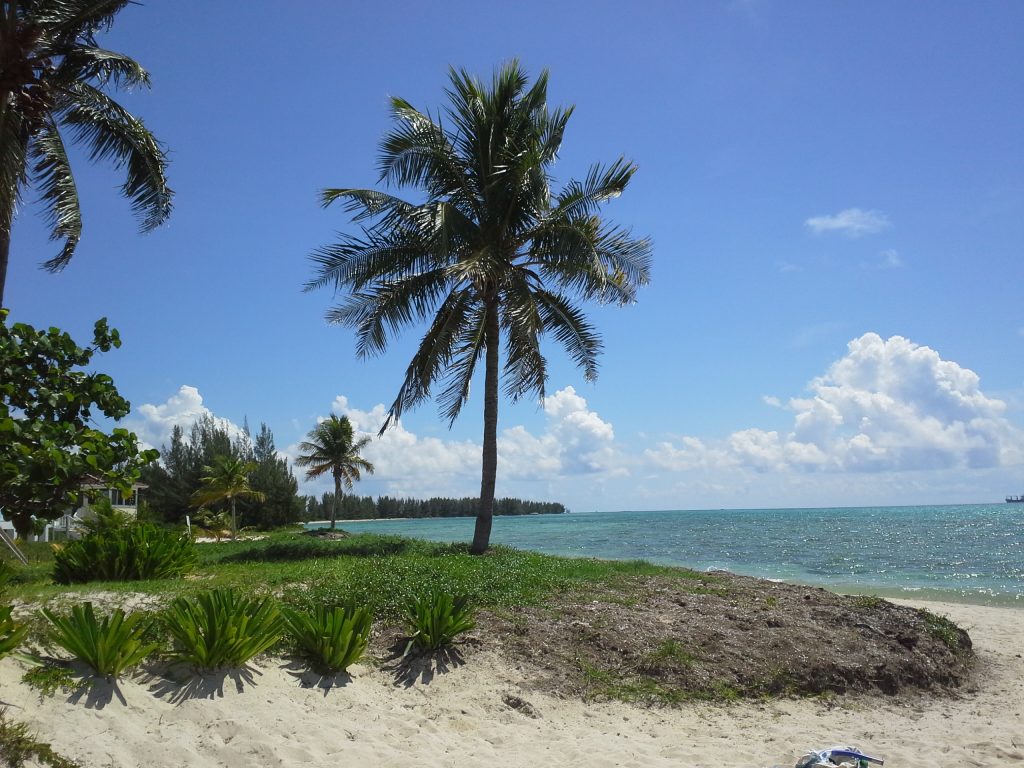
[1007,495,1024,503]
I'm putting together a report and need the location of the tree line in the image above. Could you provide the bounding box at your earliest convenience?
[302,494,566,522]
[139,415,565,530]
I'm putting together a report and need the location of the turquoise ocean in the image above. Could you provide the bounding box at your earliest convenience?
[310,504,1023,606]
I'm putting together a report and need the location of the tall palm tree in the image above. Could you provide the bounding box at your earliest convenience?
[190,455,264,540]
[294,414,374,531]
[0,0,173,306]
[307,62,651,554]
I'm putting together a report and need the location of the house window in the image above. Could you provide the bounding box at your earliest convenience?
[106,488,134,507]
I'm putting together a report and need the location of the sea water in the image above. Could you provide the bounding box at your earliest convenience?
[308,504,1023,606]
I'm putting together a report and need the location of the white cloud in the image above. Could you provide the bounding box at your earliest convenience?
[645,333,1023,476]
[804,208,891,238]
[129,385,245,450]
[291,386,623,499]
[881,248,903,268]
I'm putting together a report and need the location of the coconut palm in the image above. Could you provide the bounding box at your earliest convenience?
[0,0,173,306]
[307,61,651,554]
[294,415,374,531]
[190,455,264,540]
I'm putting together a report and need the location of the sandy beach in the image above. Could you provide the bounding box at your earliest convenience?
[1,599,1021,768]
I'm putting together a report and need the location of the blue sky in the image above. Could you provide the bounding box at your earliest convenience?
[6,1,1023,511]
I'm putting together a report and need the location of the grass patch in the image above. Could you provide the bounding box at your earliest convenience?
[577,658,739,705]
[638,639,698,670]
[0,708,82,767]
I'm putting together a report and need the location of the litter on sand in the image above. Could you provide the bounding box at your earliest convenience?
[794,745,885,768]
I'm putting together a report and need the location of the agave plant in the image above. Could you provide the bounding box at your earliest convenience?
[0,605,29,660]
[41,603,156,678]
[283,604,372,674]
[405,591,476,652]
[163,589,284,670]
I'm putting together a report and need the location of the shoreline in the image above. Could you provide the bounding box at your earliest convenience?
[0,598,1020,767]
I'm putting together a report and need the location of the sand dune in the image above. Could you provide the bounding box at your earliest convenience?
[1,600,1021,768]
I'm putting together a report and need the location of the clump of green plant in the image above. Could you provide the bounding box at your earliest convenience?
[853,594,883,609]
[163,589,284,670]
[638,639,697,671]
[0,605,29,660]
[0,708,82,768]
[52,523,196,584]
[21,661,81,698]
[283,604,372,674]
[41,603,157,678]
[918,608,971,657]
[405,591,476,652]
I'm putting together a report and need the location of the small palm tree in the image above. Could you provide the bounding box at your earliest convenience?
[294,415,374,531]
[190,455,264,540]
[0,0,173,306]
[307,61,650,553]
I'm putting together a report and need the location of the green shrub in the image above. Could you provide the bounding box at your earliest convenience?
[405,591,476,652]
[0,559,12,595]
[0,605,28,660]
[283,604,372,674]
[0,709,83,768]
[163,589,284,670]
[41,603,156,678]
[52,523,196,584]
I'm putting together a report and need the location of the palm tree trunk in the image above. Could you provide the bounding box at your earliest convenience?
[230,497,237,540]
[471,299,500,554]
[332,473,341,531]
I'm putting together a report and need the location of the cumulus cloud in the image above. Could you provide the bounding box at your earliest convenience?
[129,385,245,450]
[804,208,890,238]
[645,333,1023,475]
[291,386,623,499]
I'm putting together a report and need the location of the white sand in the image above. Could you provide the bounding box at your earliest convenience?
[1,600,1021,767]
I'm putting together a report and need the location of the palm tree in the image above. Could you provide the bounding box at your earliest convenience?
[307,62,651,554]
[0,0,173,306]
[190,455,264,540]
[294,415,374,531]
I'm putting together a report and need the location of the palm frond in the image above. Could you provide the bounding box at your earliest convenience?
[29,116,82,271]
[57,80,172,231]
[381,289,476,431]
[551,157,637,220]
[56,45,150,88]
[437,304,487,425]
[35,0,132,40]
[0,106,28,231]
[326,266,454,358]
[533,288,602,381]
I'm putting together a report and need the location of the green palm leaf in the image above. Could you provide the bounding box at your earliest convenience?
[0,0,172,303]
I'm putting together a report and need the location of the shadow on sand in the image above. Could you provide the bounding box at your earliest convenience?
[381,640,466,688]
[66,676,128,709]
[146,664,261,704]
[280,658,354,696]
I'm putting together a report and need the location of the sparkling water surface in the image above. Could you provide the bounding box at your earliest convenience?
[309,504,1023,606]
